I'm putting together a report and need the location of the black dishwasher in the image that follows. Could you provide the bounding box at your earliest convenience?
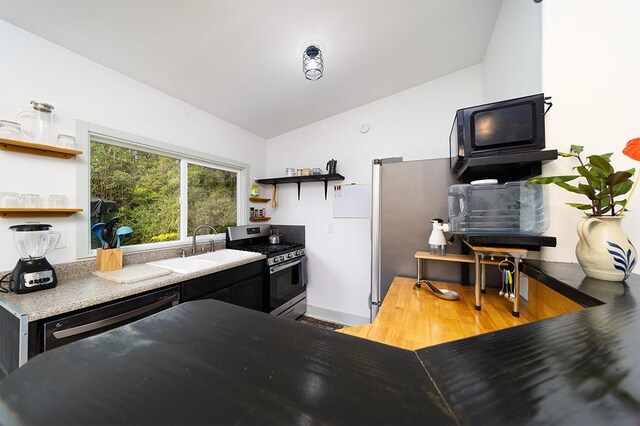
[42,286,180,351]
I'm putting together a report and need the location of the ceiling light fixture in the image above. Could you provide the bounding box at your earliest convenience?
[303,45,323,81]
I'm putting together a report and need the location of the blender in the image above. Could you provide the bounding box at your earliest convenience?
[9,224,60,294]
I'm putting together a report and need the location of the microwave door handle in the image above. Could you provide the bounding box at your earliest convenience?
[52,295,178,340]
[270,259,301,273]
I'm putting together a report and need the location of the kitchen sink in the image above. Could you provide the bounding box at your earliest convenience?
[147,249,260,274]
[196,249,259,263]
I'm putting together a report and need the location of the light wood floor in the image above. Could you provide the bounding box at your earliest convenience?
[337,277,537,350]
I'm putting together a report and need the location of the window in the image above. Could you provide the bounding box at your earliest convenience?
[90,142,180,249]
[187,163,237,236]
[86,131,245,252]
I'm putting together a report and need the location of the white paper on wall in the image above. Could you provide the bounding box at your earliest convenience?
[333,184,371,218]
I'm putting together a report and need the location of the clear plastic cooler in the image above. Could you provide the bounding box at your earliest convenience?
[448,181,549,235]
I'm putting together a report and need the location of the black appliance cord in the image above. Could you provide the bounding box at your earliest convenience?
[0,272,12,293]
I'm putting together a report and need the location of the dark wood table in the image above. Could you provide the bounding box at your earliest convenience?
[1,261,639,425]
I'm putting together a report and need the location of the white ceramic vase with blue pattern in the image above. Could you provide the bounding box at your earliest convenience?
[576,216,637,281]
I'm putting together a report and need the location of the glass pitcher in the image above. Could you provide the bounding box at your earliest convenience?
[16,101,55,145]
[9,223,60,260]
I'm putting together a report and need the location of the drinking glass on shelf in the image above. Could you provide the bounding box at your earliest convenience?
[56,134,76,149]
[0,121,22,141]
[20,194,42,208]
[0,192,20,208]
[48,194,68,208]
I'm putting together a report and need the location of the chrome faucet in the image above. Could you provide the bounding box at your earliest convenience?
[192,224,219,254]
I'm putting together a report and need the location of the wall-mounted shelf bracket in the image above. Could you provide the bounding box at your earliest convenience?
[256,174,345,201]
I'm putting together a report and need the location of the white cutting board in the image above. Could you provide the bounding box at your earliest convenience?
[93,264,172,284]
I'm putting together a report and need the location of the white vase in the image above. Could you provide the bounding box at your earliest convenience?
[576,216,637,281]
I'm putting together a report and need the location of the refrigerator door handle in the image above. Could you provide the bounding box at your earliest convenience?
[370,160,383,319]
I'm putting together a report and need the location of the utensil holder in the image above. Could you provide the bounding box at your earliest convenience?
[96,248,123,272]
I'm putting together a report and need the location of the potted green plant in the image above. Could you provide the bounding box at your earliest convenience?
[529,139,639,281]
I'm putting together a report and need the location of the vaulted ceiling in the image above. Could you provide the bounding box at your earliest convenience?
[0,0,503,138]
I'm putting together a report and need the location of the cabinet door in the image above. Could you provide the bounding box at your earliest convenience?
[228,276,264,312]
[206,288,230,303]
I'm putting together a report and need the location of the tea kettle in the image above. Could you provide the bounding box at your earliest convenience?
[16,101,55,145]
[269,227,281,244]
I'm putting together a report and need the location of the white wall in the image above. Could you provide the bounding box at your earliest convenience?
[483,0,542,103]
[0,21,266,272]
[266,65,484,323]
[540,0,640,266]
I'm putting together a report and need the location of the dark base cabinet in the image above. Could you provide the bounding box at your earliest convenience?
[0,260,267,379]
[181,260,266,312]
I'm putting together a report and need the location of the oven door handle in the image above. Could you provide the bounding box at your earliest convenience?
[270,259,301,273]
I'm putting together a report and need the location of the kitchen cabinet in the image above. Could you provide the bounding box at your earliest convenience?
[204,275,264,312]
[181,260,266,312]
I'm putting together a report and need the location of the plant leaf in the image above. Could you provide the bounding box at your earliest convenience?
[556,182,581,194]
[558,152,573,158]
[566,203,594,210]
[600,153,614,162]
[606,171,633,186]
[588,155,614,175]
[575,165,595,180]
[613,181,633,196]
[578,183,597,200]
[570,145,584,155]
[528,175,579,185]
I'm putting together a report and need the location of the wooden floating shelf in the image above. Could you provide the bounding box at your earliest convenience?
[0,138,83,159]
[249,217,271,222]
[249,197,271,203]
[0,208,83,218]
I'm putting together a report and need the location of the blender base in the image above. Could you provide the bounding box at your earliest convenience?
[11,258,57,294]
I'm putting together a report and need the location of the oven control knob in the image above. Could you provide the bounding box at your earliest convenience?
[287,253,293,259]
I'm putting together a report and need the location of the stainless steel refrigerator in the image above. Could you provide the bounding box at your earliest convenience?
[370,157,462,320]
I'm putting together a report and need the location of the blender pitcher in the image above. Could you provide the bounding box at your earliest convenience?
[16,101,55,145]
[10,223,60,259]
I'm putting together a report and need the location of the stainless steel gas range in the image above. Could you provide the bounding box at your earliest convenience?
[226,225,307,319]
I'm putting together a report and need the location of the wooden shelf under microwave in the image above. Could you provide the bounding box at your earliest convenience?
[0,138,83,159]
[0,208,83,218]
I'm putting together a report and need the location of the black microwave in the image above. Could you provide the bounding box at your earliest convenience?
[449,93,547,172]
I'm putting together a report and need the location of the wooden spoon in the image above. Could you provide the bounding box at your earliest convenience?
[272,185,277,208]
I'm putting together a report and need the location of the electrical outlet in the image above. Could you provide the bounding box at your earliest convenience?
[56,230,67,249]
[326,222,333,233]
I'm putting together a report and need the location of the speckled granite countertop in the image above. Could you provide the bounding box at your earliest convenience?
[0,251,265,322]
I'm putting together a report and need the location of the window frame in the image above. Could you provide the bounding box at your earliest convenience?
[76,121,249,258]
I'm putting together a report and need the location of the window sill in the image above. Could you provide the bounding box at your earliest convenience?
[88,234,227,257]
